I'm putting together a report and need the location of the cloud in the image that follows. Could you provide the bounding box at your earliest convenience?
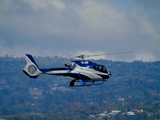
[135,52,157,62]
[0,0,159,61]
[23,0,65,12]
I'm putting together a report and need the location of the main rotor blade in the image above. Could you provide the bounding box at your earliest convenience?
[85,51,132,57]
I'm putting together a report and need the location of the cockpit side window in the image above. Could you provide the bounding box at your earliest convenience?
[94,65,107,73]
[71,63,77,69]
[99,66,102,70]
[102,66,106,72]
[95,66,99,70]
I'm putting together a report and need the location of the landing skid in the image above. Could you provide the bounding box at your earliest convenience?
[92,81,105,85]
[70,79,105,87]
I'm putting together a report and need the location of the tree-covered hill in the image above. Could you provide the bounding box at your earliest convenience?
[0,56,160,119]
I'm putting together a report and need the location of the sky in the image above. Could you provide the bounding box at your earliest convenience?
[0,0,160,61]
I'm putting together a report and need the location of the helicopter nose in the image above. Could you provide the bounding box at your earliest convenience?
[108,71,112,77]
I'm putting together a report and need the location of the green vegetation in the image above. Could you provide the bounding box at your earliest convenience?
[0,56,160,119]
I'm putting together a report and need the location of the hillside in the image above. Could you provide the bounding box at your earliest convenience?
[0,56,160,119]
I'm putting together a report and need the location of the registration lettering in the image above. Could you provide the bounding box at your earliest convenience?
[81,61,89,64]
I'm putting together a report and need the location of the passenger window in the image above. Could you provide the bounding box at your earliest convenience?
[103,66,106,72]
[99,66,102,70]
[95,66,98,70]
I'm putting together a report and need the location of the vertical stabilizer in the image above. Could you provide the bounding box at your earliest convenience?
[23,54,41,78]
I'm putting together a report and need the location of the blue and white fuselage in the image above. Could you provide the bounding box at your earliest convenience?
[23,54,112,86]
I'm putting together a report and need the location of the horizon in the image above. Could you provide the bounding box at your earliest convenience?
[1,53,160,62]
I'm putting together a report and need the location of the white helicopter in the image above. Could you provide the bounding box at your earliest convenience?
[23,52,130,87]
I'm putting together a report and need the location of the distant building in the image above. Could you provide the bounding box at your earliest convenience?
[29,87,42,96]
[146,112,153,117]
[132,109,143,113]
[98,111,108,117]
[109,110,121,115]
[126,111,135,115]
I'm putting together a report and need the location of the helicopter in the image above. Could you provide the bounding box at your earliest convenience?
[23,52,130,87]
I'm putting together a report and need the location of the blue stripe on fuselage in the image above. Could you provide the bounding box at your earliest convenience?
[72,60,96,68]
[40,67,72,73]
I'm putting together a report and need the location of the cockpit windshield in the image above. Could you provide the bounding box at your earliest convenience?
[70,60,108,73]
[94,65,107,73]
